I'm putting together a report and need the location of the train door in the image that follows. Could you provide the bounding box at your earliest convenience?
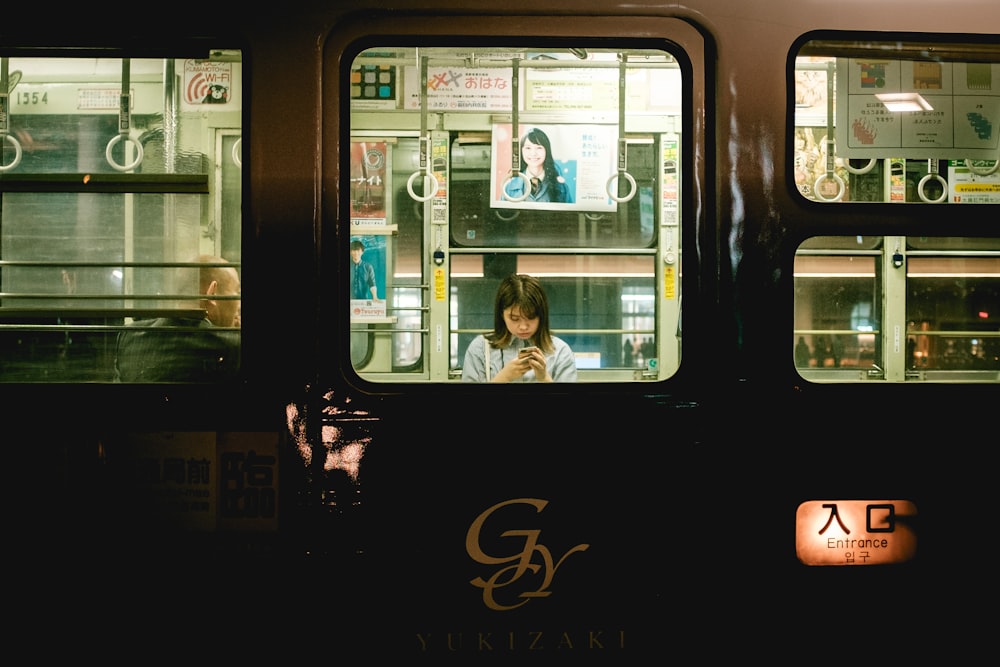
[347,45,686,384]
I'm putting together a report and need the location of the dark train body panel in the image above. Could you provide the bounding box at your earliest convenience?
[2,1,996,660]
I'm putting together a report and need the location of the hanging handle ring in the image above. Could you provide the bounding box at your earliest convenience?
[501,172,532,202]
[917,159,948,203]
[813,69,847,202]
[494,208,520,222]
[843,158,877,175]
[607,171,637,203]
[965,158,999,176]
[813,172,846,202]
[407,134,438,202]
[105,133,144,172]
[0,63,23,171]
[0,133,23,172]
[607,137,637,203]
[232,137,242,168]
[814,136,845,201]
[917,173,948,203]
[406,169,439,202]
[105,59,143,172]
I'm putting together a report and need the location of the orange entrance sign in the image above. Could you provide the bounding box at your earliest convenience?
[795,500,918,566]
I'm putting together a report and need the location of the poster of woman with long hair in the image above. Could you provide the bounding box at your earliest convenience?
[490,123,618,212]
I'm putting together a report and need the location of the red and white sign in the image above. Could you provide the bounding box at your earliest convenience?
[183,60,234,105]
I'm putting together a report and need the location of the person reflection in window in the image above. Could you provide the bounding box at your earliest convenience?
[795,335,811,367]
[462,273,577,383]
[114,255,241,382]
[504,128,574,204]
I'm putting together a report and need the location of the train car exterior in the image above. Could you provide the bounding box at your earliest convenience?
[3,1,997,661]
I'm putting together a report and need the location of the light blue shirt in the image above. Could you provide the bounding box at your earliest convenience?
[461,335,578,382]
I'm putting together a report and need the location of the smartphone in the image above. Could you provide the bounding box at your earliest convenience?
[519,346,538,357]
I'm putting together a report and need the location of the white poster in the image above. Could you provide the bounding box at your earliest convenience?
[489,123,619,213]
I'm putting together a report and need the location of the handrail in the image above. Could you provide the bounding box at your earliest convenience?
[0,307,206,320]
[0,57,23,172]
[813,61,845,201]
[104,58,144,172]
[405,56,439,202]
[607,55,637,203]
[0,259,238,268]
[0,173,209,194]
[501,58,531,203]
[0,293,238,301]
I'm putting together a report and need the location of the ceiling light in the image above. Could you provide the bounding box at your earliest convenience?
[875,92,933,112]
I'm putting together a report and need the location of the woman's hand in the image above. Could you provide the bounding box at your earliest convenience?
[524,347,552,382]
[496,351,531,382]
[520,347,551,382]
[495,347,550,382]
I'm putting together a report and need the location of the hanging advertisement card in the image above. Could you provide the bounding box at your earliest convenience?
[350,140,390,227]
[836,59,1000,160]
[490,123,618,213]
[948,159,1000,203]
[350,234,388,320]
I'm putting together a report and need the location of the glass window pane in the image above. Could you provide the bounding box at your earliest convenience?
[794,249,880,373]
[348,45,682,384]
[906,243,1000,375]
[795,236,1000,383]
[0,54,243,383]
[793,40,1000,204]
[450,254,657,376]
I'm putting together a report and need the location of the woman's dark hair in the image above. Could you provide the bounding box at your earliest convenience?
[519,128,570,203]
[488,273,554,353]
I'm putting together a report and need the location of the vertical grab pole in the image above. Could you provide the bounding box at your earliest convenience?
[607,54,636,203]
[105,58,144,171]
[511,58,521,180]
[0,58,24,172]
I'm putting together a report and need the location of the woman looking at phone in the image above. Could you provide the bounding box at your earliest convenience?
[462,273,577,383]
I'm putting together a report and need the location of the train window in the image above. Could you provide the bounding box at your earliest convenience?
[0,53,243,383]
[347,45,683,383]
[447,253,659,379]
[793,38,1000,203]
[794,236,1000,382]
[792,37,999,382]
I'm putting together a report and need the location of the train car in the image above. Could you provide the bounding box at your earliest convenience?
[3,0,997,660]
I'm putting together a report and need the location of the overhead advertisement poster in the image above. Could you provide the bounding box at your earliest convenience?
[350,140,390,227]
[836,60,1000,161]
[490,123,618,213]
[948,159,1000,203]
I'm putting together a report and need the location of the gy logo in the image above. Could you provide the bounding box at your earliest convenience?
[466,498,589,611]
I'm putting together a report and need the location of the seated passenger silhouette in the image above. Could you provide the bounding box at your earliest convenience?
[114,255,241,382]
